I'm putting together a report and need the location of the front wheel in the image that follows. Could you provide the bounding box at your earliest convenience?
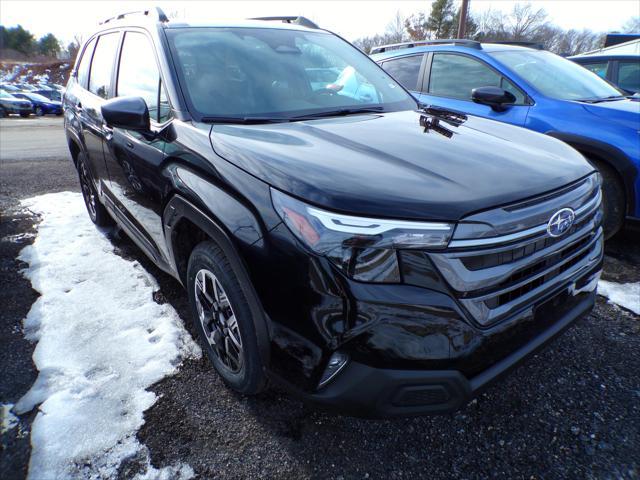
[589,158,625,239]
[19,112,30,118]
[35,106,44,116]
[77,152,113,227]
[187,241,266,395]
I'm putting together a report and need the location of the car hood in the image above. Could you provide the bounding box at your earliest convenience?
[209,110,594,221]
[580,99,640,130]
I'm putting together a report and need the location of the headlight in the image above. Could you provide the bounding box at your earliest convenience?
[271,188,454,282]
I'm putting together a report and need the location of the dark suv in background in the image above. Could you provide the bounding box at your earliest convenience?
[64,9,603,417]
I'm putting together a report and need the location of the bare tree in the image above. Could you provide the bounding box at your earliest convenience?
[405,12,431,41]
[385,11,408,43]
[508,3,549,40]
[555,29,604,56]
[622,16,640,33]
[353,34,388,54]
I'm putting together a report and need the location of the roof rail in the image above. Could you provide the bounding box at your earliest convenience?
[100,7,169,25]
[490,41,544,50]
[371,39,481,55]
[250,16,319,29]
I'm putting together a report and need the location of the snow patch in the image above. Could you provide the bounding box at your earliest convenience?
[16,192,201,479]
[1,404,19,434]
[598,280,640,315]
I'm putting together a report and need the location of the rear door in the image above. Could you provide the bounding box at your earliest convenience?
[103,30,173,263]
[80,32,121,190]
[417,52,530,125]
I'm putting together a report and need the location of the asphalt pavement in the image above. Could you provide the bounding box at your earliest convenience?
[1,116,638,479]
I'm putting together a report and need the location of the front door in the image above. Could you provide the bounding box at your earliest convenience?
[102,30,173,262]
[418,52,530,126]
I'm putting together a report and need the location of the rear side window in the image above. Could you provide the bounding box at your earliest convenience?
[382,55,422,90]
[89,33,120,99]
[117,32,170,122]
[581,61,609,79]
[76,38,97,88]
[617,61,640,93]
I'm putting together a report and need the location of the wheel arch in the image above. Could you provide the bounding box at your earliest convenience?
[164,194,271,364]
[546,132,637,216]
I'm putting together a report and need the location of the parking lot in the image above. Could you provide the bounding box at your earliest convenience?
[1,116,639,479]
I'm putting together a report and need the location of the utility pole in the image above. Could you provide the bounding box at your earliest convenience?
[457,0,469,38]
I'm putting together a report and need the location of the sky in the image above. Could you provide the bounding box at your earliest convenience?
[0,0,638,46]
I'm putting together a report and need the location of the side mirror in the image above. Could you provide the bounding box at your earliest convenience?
[471,86,517,112]
[101,96,150,131]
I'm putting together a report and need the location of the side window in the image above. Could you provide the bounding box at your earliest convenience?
[88,33,120,99]
[76,38,97,89]
[501,77,526,104]
[382,55,423,90]
[117,32,170,122]
[429,54,501,100]
[581,62,609,79]
[617,61,640,93]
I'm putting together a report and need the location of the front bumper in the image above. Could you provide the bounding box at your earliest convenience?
[300,270,599,417]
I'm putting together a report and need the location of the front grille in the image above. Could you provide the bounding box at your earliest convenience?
[486,239,592,308]
[460,207,598,271]
[429,174,604,326]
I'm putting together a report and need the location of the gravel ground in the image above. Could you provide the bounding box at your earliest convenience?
[1,117,639,479]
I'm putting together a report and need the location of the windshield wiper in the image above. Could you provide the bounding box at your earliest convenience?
[292,106,385,120]
[200,116,290,124]
[576,95,627,104]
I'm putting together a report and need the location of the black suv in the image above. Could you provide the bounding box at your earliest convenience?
[64,9,603,417]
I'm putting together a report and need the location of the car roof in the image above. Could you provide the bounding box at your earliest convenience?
[164,19,327,32]
[570,54,639,61]
[371,42,541,61]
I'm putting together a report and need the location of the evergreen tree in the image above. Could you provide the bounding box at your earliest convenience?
[426,0,456,39]
[38,33,61,57]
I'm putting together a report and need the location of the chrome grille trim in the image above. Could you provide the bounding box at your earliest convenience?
[458,230,602,325]
[428,177,603,327]
[448,189,601,249]
[431,216,600,293]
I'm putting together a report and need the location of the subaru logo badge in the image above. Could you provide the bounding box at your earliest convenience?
[547,208,575,237]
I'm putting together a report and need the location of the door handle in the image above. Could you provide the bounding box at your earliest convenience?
[102,121,113,140]
[126,141,134,149]
[75,102,83,113]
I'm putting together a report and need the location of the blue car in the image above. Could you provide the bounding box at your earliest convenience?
[372,40,640,237]
[13,91,63,116]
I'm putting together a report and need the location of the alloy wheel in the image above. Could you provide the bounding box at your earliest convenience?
[194,269,244,373]
[78,160,97,220]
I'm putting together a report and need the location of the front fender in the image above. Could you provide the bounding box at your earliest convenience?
[546,131,637,216]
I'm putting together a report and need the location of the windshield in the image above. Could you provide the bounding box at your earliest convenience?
[167,27,415,120]
[0,90,17,99]
[490,50,622,101]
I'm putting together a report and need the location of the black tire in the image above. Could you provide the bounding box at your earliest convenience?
[35,106,44,116]
[77,152,113,227]
[588,158,625,239]
[19,112,30,118]
[187,240,266,395]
